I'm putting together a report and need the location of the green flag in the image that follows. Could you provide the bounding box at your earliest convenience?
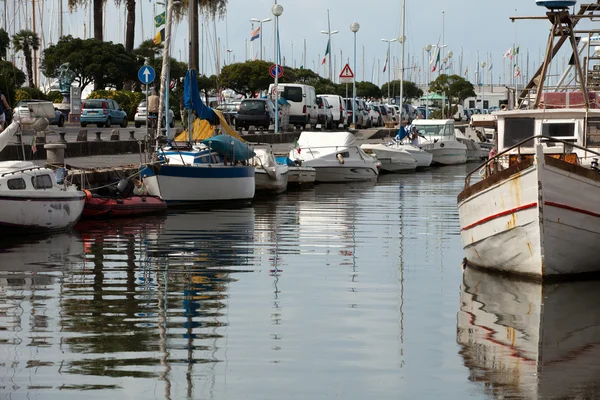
[155,12,165,28]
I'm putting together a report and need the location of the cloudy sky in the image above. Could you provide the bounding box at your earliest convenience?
[5,0,591,87]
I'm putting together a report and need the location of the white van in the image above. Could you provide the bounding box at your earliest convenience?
[319,94,346,127]
[268,83,319,128]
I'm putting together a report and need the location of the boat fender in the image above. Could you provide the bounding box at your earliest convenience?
[440,142,445,148]
[84,189,93,201]
[337,153,345,164]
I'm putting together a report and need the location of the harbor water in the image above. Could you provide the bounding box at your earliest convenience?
[2,163,600,399]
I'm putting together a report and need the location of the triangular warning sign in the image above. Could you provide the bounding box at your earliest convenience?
[339,63,354,78]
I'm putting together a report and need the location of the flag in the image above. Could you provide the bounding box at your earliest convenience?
[321,39,330,65]
[30,134,37,154]
[294,138,301,154]
[514,66,521,77]
[488,63,493,71]
[503,48,512,59]
[153,29,165,45]
[513,46,520,56]
[154,12,165,28]
[464,66,469,76]
[250,26,260,42]
[383,48,389,72]
[431,47,440,72]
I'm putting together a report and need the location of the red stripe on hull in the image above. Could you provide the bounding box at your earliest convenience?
[544,201,600,219]
[461,202,538,231]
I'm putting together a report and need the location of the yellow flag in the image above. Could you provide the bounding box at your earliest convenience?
[153,29,165,45]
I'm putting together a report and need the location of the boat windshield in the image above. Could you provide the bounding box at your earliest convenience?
[416,124,453,138]
[503,118,535,147]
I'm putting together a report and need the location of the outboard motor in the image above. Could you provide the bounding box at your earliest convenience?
[116,178,134,197]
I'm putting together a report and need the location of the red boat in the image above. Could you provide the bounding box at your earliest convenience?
[82,190,167,219]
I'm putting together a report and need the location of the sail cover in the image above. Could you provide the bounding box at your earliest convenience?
[184,69,216,124]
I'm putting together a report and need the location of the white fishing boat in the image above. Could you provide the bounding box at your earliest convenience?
[457,1,600,279]
[250,144,289,194]
[360,143,417,173]
[0,121,85,232]
[458,267,600,399]
[412,119,467,165]
[289,131,379,182]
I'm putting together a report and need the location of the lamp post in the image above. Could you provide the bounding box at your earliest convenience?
[481,61,486,111]
[398,34,406,116]
[320,9,338,81]
[381,37,397,101]
[424,44,432,119]
[350,22,360,128]
[250,17,272,60]
[272,4,283,134]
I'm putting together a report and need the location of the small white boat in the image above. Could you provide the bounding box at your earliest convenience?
[412,119,467,165]
[276,156,316,185]
[250,144,289,194]
[360,143,417,173]
[0,121,85,232]
[289,131,379,183]
[455,130,488,162]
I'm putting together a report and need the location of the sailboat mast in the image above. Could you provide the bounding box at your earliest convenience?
[399,0,405,113]
[156,0,174,148]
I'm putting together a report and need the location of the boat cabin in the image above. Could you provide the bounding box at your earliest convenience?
[412,119,456,142]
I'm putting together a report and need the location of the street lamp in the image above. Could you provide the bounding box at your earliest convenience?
[226,49,233,65]
[272,4,283,133]
[250,17,272,60]
[398,34,406,117]
[321,10,339,81]
[350,22,360,128]
[424,44,432,119]
[381,37,397,101]
[481,61,487,111]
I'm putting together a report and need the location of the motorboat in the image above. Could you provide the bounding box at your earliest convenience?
[0,120,86,232]
[276,156,316,186]
[289,131,379,183]
[457,3,600,279]
[412,119,467,165]
[250,144,289,194]
[458,267,600,399]
[454,129,488,162]
[360,143,417,173]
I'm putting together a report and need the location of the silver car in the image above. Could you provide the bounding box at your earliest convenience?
[134,100,175,128]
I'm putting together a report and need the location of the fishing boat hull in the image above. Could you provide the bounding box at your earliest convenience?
[255,167,289,194]
[140,164,255,206]
[360,143,417,173]
[458,146,600,279]
[287,166,316,185]
[421,141,468,165]
[82,192,167,219]
[0,190,85,232]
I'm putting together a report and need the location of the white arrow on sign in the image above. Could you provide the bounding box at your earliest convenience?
[143,68,151,82]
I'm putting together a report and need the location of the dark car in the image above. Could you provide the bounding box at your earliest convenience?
[235,99,276,131]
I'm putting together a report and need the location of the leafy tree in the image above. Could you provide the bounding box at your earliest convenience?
[41,36,138,91]
[0,60,26,105]
[429,74,475,118]
[12,29,40,87]
[380,80,422,102]
[219,60,273,97]
[356,81,382,99]
[0,29,9,60]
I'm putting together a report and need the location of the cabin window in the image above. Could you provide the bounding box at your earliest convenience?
[7,178,26,190]
[542,123,575,138]
[282,87,302,103]
[31,174,53,189]
[503,118,535,147]
[336,151,350,158]
[587,119,600,146]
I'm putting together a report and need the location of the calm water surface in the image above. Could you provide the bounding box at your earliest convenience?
[2,164,600,399]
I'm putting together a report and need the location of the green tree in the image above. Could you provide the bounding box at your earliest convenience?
[12,29,40,88]
[429,74,475,118]
[0,60,26,105]
[219,60,273,97]
[380,80,423,102]
[0,29,9,61]
[41,36,138,91]
[356,81,382,99]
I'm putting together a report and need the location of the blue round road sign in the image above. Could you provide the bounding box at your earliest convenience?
[138,66,156,85]
[269,64,284,79]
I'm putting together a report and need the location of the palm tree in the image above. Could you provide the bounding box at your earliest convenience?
[12,30,40,88]
[0,29,10,60]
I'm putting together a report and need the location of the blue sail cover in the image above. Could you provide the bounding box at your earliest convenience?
[201,134,255,161]
[184,69,216,124]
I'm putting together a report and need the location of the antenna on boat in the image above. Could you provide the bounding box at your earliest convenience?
[512,1,600,109]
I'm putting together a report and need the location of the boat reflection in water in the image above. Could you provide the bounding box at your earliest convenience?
[457,267,600,399]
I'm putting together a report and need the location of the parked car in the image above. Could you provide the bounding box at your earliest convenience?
[216,101,240,125]
[366,104,381,127]
[235,98,276,130]
[14,99,65,127]
[377,104,392,124]
[81,98,128,128]
[268,83,318,128]
[318,94,346,127]
[316,96,334,129]
[134,100,175,128]
[343,98,364,128]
